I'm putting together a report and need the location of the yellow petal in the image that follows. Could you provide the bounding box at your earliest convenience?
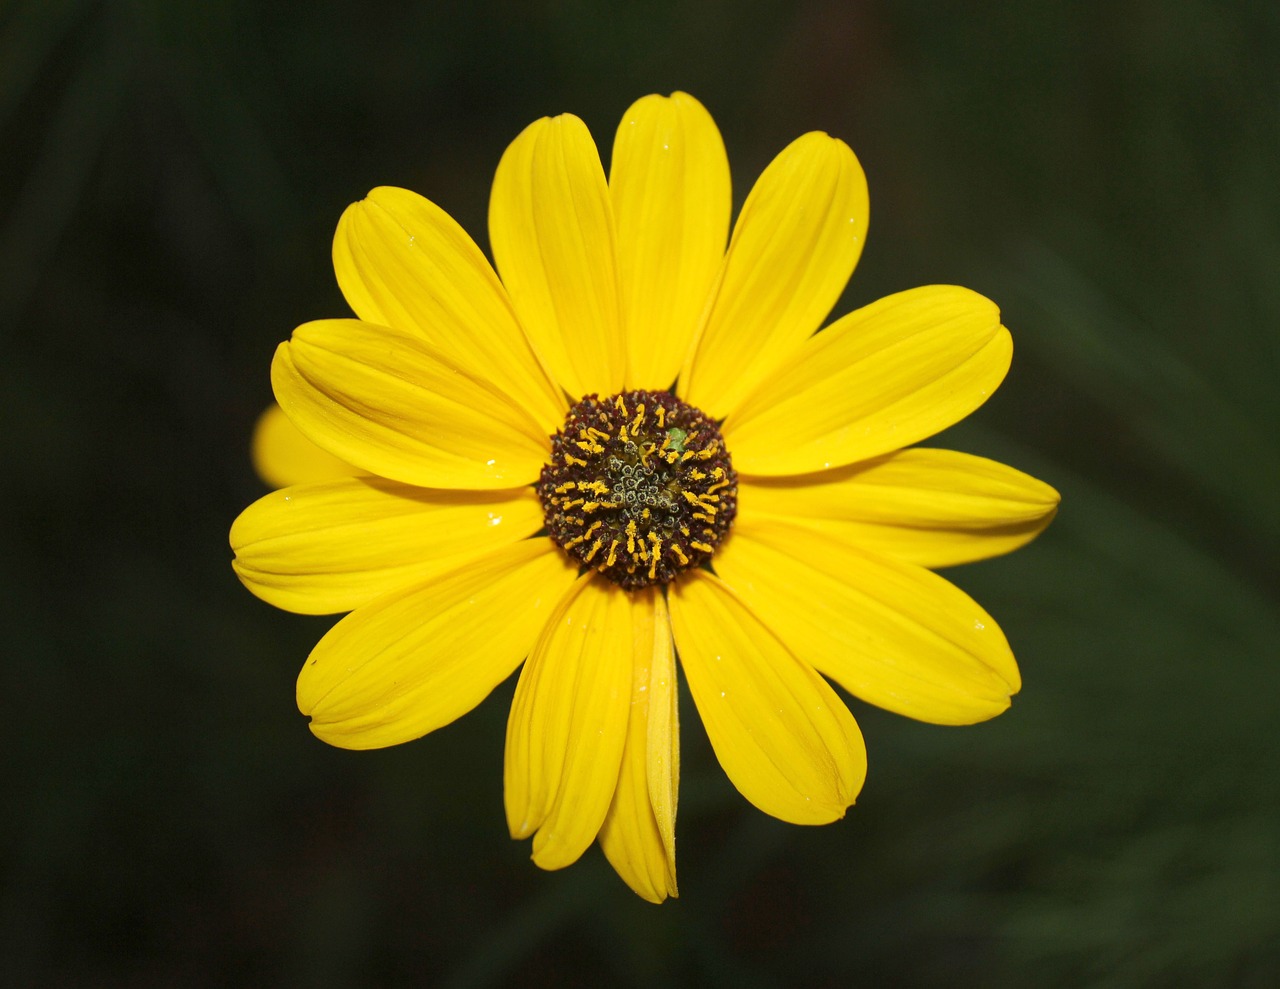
[739,448,1060,568]
[489,113,625,399]
[272,319,549,490]
[332,187,565,435]
[668,570,866,824]
[724,285,1012,475]
[230,478,543,615]
[297,539,576,750]
[680,132,868,418]
[251,403,357,489]
[610,92,731,390]
[504,574,634,870]
[712,519,1019,725]
[598,588,679,902]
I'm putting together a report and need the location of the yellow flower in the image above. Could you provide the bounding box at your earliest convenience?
[231,92,1058,903]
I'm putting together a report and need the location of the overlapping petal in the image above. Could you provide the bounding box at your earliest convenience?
[610,92,731,390]
[724,285,1012,475]
[272,318,549,489]
[504,574,635,870]
[490,113,625,399]
[332,186,565,434]
[231,478,543,615]
[680,132,868,419]
[297,539,576,750]
[739,448,1060,568]
[668,570,866,824]
[712,519,1019,725]
[598,587,679,902]
[251,403,357,488]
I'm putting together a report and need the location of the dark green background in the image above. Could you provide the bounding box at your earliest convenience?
[4,0,1277,984]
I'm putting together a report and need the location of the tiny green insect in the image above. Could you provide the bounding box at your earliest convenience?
[665,427,688,453]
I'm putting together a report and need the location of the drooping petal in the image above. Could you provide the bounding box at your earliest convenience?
[668,570,866,824]
[610,92,731,390]
[297,539,576,749]
[230,478,543,615]
[598,587,679,902]
[250,403,357,488]
[724,285,1012,475]
[642,591,679,886]
[712,519,1020,725]
[680,132,868,419]
[490,113,625,399]
[504,573,634,870]
[332,186,565,434]
[739,448,1060,568]
[272,319,549,489]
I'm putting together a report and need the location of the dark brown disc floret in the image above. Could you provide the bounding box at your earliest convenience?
[537,390,738,589]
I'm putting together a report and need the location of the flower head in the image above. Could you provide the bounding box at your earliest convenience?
[231,92,1058,902]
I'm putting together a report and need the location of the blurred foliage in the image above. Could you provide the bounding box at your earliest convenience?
[2,0,1277,985]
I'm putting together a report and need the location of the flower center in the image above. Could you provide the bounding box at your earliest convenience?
[537,390,738,589]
